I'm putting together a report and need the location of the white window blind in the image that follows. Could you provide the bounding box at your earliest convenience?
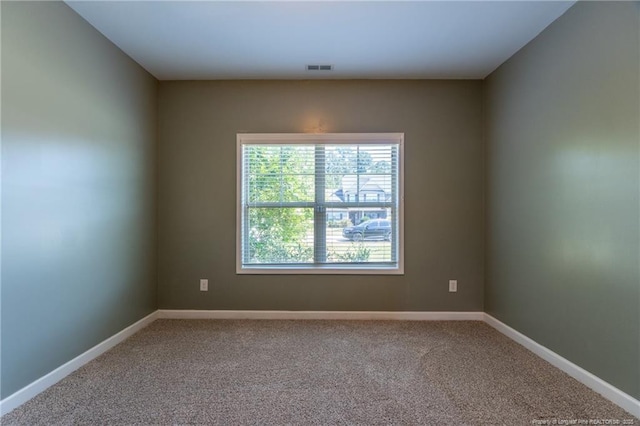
[237,133,404,274]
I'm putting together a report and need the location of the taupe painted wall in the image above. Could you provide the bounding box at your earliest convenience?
[158,80,484,311]
[485,2,639,399]
[1,2,157,398]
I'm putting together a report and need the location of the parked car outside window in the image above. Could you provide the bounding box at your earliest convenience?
[342,219,391,241]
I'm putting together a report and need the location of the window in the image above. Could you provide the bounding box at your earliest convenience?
[237,133,404,274]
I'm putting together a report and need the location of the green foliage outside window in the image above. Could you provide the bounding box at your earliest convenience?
[329,243,371,263]
[248,208,313,263]
[246,145,314,263]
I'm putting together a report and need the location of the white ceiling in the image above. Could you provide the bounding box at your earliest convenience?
[66,1,575,81]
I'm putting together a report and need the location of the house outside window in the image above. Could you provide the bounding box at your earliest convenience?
[237,133,404,274]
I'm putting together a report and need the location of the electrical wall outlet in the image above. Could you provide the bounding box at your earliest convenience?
[448,280,457,292]
[200,279,208,292]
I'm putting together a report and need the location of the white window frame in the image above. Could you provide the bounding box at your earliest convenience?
[236,133,404,275]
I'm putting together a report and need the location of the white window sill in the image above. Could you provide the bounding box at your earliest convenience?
[237,265,404,275]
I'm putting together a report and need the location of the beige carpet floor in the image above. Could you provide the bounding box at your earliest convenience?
[2,320,637,425]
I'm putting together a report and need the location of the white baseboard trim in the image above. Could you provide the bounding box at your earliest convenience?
[484,313,640,418]
[157,309,485,321]
[0,311,159,417]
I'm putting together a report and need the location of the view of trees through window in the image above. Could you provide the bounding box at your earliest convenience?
[240,138,400,268]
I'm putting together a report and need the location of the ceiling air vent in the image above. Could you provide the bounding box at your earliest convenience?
[306,64,333,71]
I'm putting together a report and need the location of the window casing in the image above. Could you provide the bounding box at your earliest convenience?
[237,133,404,274]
